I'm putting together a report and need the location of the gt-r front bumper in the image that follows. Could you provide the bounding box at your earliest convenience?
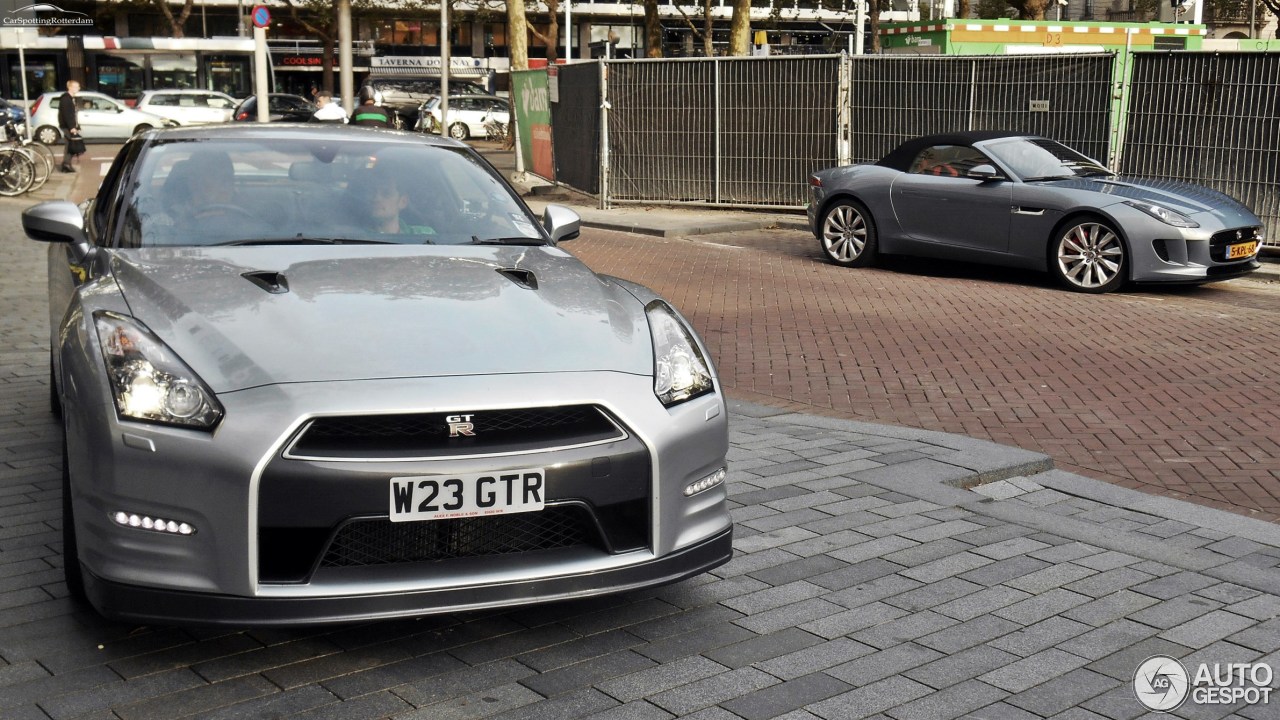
[64,371,732,626]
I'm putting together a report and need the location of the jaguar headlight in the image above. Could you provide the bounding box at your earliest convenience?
[1123,200,1199,228]
[646,302,714,407]
[94,312,223,429]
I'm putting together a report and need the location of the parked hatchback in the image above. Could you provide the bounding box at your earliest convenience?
[136,89,237,126]
[231,93,316,122]
[29,91,174,145]
[419,94,510,140]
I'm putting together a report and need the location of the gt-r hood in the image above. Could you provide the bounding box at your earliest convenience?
[110,246,653,393]
[1039,176,1257,220]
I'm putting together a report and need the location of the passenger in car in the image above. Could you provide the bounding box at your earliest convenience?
[359,167,434,236]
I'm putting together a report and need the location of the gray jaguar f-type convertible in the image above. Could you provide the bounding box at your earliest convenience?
[24,125,732,625]
[808,132,1264,293]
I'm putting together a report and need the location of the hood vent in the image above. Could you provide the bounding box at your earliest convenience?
[242,271,290,295]
[497,268,538,290]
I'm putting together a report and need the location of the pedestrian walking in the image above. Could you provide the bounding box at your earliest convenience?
[350,86,393,128]
[58,80,84,173]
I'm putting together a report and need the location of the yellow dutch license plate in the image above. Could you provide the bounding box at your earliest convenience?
[1227,241,1258,260]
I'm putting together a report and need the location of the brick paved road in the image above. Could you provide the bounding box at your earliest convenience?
[566,228,1280,523]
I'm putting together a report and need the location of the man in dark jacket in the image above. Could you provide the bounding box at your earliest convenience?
[350,86,393,127]
[57,80,82,173]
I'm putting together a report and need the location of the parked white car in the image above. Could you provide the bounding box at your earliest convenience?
[29,91,175,145]
[419,94,511,140]
[135,89,237,126]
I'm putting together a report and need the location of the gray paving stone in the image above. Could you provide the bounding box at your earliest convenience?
[830,536,922,565]
[1206,537,1269,559]
[1065,567,1158,599]
[1029,542,1102,564]
[885,577,986,613]
[883,680,1008,720]
[800,601,911,640]
[1003,668,1115,717]
[1159,611,1257,649]
[582,700,673,720]
[596,655,729,703]
[1228,618,1280,654]
[810,558,907,592]
[994,589,1093,626]
[743,508,835,534]
[1133,571,1221,600]
[722,580,828,615]
[810,676,934,719]
[962,702,1044,720]
[1006,563,1098,594]
[959,555,1053,587]
[979,648,1091,693]
[755,638,878,681]
[704,627,823,669]
[904,645,1022,691]
[783,530,877,558]
[520,650,657,698]
[989,617,1094,658]
[971,537,1053,561]
[1063,591,1163,628]
[735,598,847,635]
[883,538,973,568]
[1084,637,1195,681]
[869,499,944,519]
[646,667,779,716]
[827,643,944,687]
[734,527,822,553]
[901,520,987,544]
[486,688,620,720]
[851,611,961,650]
[1130,595,1226,630]
[714,548,806,579]
[1057,619,1160,661]
[1079,685,1148,720]
[111,675,282,720]
[626,622,752,664]
[749,555,850,587]
[1227,595,1280,622]
[400,682,542,720]
[917,615,1024,655]
[901,553,994,584]
[720,672,853,720]
[196,684,340,720]
[933,586,1034,622]
[1195,584,1262,605]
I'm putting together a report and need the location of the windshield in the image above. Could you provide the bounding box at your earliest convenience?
[982,137,1113,181]
[116,138,545,248]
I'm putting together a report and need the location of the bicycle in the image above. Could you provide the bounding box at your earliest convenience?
[0,144,35,196]
[3,120,52,193]
[482,111,513,149]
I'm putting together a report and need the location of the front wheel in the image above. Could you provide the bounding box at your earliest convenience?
[132,123,154,136]
[1052,218,1126,293]
[819,199,878,267]
[449,122,469,141]
[34,124,60,145]
[61,432,86,602]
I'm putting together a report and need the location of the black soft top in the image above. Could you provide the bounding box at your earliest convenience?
[877,131,1027,172]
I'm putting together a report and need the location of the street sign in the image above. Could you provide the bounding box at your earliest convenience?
[251,5,271,29]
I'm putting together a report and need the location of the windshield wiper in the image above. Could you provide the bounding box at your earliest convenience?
[215,237,399,246]
[470,236,546,246]
[1022,175,1073,182]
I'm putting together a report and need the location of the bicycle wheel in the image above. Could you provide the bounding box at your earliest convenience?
[24,141,56,176]
[18,145,51,192]
[0,148,35,196]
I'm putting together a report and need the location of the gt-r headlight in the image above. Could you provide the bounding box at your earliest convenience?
[94,312,223,429]
[646,301,714,407]
[1123,200,1199,228]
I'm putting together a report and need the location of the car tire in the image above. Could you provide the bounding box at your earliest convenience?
[49,361,61,419]
[132,123,154,136]
[34,125,60,145]
[61,430,87,603]
[449,122,469,141]
[819,198,878,267]
[1051,216,1126,294]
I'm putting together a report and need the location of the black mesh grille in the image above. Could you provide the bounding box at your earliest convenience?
[1210,227,1262,262]
[319,505,601,568]
[291,406,623,459]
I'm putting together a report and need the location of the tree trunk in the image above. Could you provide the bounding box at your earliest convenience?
[703,0,714,56]
[544,0,561,64]
[507,0,530,71]
[643,0,663,57]
[958,0,970,18]
[869,0,881,52]
[322,42,335,93]
[729,0,751,55]
[1022,0,1051,19]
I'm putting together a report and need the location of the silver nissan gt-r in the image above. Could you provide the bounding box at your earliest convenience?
[808,131,1265,293]
[25,124,732,626]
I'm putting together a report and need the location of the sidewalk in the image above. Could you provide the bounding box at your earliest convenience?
[2,143,1280,718]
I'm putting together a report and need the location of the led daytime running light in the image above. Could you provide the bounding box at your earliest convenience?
[684,467,727,497]
[111,511,195,535]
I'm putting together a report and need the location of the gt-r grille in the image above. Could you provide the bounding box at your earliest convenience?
[288,405,624,459]
[319,505,601,568]
[1209,227,1262,262]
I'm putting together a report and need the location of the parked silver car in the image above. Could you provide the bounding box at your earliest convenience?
[135,89,237,126]
[809,131,1265,293]
[29,90,175,144]
[23,124,732,626]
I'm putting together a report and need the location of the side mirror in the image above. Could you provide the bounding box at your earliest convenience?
[543,204,581,243]
[967,164,1004,181]
[23,201,92,262]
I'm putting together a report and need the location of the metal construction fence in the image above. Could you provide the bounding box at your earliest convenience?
[535,51,1280,246]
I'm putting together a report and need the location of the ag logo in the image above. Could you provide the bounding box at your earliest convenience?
[1134,655,1190,712]
[446,414,475,438]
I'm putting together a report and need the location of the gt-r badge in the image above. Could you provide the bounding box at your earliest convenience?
[447,414,476,437]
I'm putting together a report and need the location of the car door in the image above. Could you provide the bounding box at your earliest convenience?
[889,144,1013,253]
[77,96,128,140]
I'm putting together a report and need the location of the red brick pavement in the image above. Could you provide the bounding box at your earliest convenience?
[569,228,1280,523]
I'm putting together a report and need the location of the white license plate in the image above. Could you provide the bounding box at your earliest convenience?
[389,468,546,522]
